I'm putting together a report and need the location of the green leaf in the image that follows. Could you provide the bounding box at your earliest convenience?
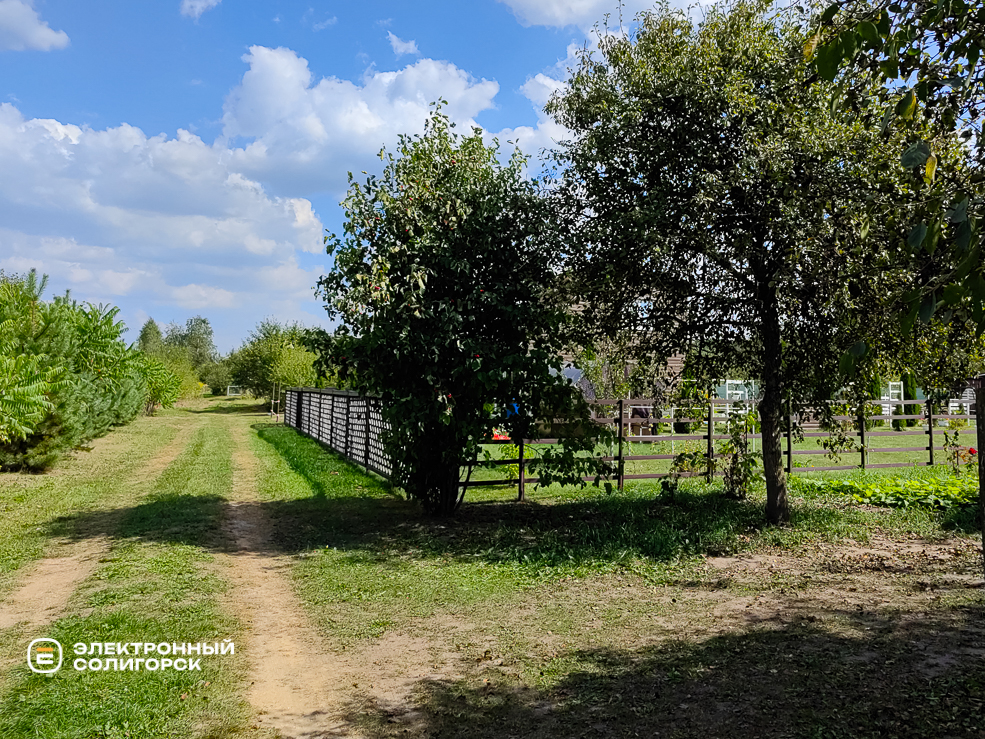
[876,10,891,36]
[815,39,844,81]
[838,352,854,375]
[899,302,918,334]
[948,197,969,223]
[907,221,928,249]
[849,340,867,357]
[954,244,980,278]
[924,153,937,183]
[955,219,973,252]
[942,283,965,305]
[918,292,936,323]
[900,140,931,168]
[858,21,879,43]
[895,90,916,118]
[840,29,858,59]
[820,2,840,23]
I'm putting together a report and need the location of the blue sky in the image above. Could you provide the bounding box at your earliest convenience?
[0,0,653,350]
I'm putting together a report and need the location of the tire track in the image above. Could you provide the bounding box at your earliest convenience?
[220,423,351,738]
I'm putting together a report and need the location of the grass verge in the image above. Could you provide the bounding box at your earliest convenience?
[0,422,260,739]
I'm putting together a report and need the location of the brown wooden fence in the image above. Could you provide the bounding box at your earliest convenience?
[284,389,976,495]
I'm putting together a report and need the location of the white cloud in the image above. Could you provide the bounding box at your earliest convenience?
[0,45,550,346]
[180,0,220,20]
[0,100,325,336]
[220,46,499,195]
[0,0,68,51]
[387,31,419,56]
[313,16,337,31]
[497,0,652,30]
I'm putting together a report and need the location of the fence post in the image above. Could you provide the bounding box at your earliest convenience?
[858,403,867,470]
[974,379,985,579]
[518,438,525,502]
[707,402,714,483]
[317,392,323,443]
[295,390,303,430]
[786,399,793,475]
[617,399,625,490]
[328,393,334,449]
[364,399,371,469]
[344,394,351,461]
[927,399,935,466]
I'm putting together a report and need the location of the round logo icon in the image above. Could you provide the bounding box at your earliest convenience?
[27,639,63,674]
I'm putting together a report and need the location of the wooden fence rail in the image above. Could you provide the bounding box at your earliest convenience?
[284,389,977,496]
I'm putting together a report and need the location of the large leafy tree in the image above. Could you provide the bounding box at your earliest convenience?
[547,0,917,523]
[808,0,985,331]
[317,108,604,516]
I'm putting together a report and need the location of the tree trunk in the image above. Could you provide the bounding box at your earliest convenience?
[760,376,789,524]
[432,464,461,517]
[756,271,790,525]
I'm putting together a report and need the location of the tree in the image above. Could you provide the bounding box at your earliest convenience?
[231,319,312,399]
[546,0,915,523]
[317,107,606,516]
[137,318,164,356]
[0,270,177,470]
[808,0,985,333]
[164,316,218,372]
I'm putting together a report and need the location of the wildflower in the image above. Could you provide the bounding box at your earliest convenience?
[970,447,977,455]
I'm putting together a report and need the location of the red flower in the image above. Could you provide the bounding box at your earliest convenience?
[970,448,977,455]
[474,354,480,358]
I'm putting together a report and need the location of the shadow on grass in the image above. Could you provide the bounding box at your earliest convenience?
[186,400,268,415]
[44,424,982,573]
[340,604,985,739]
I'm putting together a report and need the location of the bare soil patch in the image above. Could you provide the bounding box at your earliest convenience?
[222,424,473,738]
[0,539,108,631]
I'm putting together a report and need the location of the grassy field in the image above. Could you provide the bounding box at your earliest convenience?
[0,397,982,738]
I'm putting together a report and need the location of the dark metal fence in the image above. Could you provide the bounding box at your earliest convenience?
[285,388,977,494]
[284,388,391,478]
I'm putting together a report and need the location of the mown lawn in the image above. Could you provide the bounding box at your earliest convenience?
[0,401,263,739]
[251,422,984,738]
[0,401,982,738]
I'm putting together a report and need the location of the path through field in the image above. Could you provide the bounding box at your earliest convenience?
[1,397,983,739]
[221,423,351,738]
[0,426,196,632]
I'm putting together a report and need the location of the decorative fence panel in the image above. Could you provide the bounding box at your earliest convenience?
[285,388,978,496]
[285,388,392,479]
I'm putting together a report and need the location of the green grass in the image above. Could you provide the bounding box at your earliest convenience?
[0,419,257,739]
[250,424,981,651]
[0,413,180,600]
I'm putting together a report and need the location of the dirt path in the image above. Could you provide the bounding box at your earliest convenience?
[222,423,353,739]
[221,421,465,738]
[0,421,198,633]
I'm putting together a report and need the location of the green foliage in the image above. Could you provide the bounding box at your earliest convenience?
[164,315,218,372]
[139,355,182,414]
[301,328,344,388]
[137,318,163,355]
[546,0,913,523]
[793,473,979,510]
[199,358,233,396]
[154,345,202,400]
[718,404,763,499]
[318,106,609,515]
[808,0,985,335]
[0,270,179,470]
[230,319,313,399]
